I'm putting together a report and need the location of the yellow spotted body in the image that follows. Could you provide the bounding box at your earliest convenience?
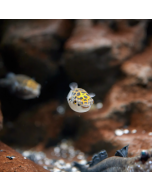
[21,78,39,90]
[72,88,93,106]
[0,73,41,99]
[67,82,95,113]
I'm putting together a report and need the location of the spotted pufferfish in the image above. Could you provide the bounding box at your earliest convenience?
[67,82,95,113]
[0,73,41,99]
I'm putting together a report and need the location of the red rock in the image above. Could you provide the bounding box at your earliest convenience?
[64,19,147,83]
[122,40,152,83]
[74,112,152,157]
[0,141,48,172]
[0,101,77,147]
[85,77,152,120]
[0,102,3,130]
[8,101,65,147]
[73,76,152,156]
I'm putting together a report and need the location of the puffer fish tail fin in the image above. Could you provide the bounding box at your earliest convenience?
[0,79,6,87]
[0,78,13,87]
[0,73,16,88]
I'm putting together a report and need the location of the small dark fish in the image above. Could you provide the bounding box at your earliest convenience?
[6,156,15,160]
[73,145,149,172]
[0,73,41,99]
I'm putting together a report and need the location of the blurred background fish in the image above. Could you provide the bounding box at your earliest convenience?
[0,73,41,99]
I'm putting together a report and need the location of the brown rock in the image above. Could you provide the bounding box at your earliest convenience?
[74,110,152,157]
[0,102,3,130]
[95,19,143,27]
[64,19,147,83]
[1,19,73,83]
[122,40,152,83]
[73,75,152,156]
[0,141,48,172]
[86,77,152,120]
[2,101,65,147]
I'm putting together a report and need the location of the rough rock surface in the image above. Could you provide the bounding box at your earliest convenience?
[73,77,152,156]
[0,101,66,146]
[0,19,73,84]
[64,19,147,82]
[0,102,3,130]
[0,141,48,172]
[122,40,152,83]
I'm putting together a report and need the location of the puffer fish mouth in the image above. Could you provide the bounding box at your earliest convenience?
[81,105,90,109]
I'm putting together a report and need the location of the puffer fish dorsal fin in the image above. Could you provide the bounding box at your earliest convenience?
[88,93,96,98]
[69,82,78,90]
[6,72,15,79]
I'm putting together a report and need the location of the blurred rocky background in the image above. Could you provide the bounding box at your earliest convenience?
[1,19,152,171]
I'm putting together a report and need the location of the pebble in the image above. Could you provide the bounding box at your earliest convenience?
[131,129,137,134]
[54,162,63,169]
[37,160,43,165]
[123,129,129,134]
[6,156,15,160]
[53,167,61,172]
[115,129,123,136]
[96,102,103,109]
[149,132,152,136]
[77,154,85,160]
[56,106,65,114]
[62,154,67,158]
[79,160,87,165]
[58,159,65,165]
[19,139,87,172]
[44,158,51,165]
[43,166,48,170]
[71,167,78,172]
[65,163,71,169]
[54,147,60,154]
[22,151,30,157]
[60,143,68,150]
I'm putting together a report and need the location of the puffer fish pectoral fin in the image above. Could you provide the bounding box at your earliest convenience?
[115,145,129,157]
[88,93,96,98]
[69,82,78,90]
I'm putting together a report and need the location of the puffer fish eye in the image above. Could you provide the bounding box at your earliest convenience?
[78,104,80,106]
[73,100,77,104]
